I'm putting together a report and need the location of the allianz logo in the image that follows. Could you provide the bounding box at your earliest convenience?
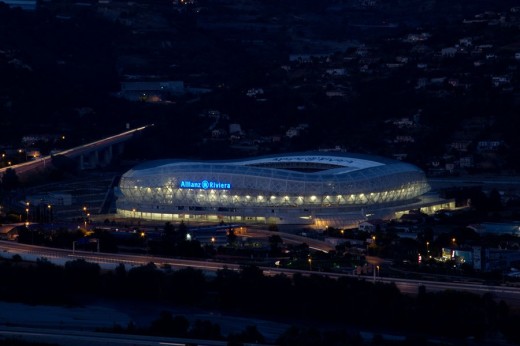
[179,180,231,189]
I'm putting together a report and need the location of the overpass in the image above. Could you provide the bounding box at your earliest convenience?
[0,125,151,181]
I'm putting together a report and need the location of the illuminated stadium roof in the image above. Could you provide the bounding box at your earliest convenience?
[117,152,431,225]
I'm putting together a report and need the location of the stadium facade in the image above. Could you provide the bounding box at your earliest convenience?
[116,152,438,228]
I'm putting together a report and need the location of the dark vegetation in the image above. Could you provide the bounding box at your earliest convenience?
[1,0,520,344]
[1,1,520,169]
[0,255,517,344]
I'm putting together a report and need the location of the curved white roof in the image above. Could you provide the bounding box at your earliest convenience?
[119,152,429,205]
[236,154,384,171]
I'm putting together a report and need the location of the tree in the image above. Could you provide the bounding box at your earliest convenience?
[127,262,164,299]
[1,168,19,191]
[489,188,502,212]
[150,311,189,337]
[64,259,101,293]
[188,319,223,340]
[177,220,188,240]
[228,325,265,344]
[268,234,283,255]
[166,267,207,304]
[226,228,237,245]
[11,254,22,264]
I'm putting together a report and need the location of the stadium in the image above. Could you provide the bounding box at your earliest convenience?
[116,152,437,228]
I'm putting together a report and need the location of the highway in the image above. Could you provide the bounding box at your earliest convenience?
[0,125,151,179]
[0,326,257,346]
[1,240,520,307]
[0,241,242,272]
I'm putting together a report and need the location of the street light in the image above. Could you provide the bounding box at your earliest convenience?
[308,256,312,271]
[47,204,52,222]
[84,213,90,230]
[426,241,430,254]
[367,235,376,255]
[82,206,89,230]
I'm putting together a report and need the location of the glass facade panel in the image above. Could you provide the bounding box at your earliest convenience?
[117,152,432,226]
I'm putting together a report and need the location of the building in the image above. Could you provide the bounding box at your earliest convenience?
[118,81,185,102]
[116,152,433,228]
[443,246,520,273]
[0,225,19,241]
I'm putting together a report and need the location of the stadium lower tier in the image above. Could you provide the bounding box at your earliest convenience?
[115,152,442,228]
[116,195,455,229]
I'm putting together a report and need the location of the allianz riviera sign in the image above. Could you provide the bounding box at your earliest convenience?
[179,180,231,190]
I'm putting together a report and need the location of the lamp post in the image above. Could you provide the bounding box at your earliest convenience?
[47,204,52,223]
[82,206,89,230]
[308,256,312,271]
[25,201,30,222]
[84,213,90,230]
[367,235,376,255]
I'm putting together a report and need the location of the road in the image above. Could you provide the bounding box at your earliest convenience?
[0,125,151,180]
[1,240,520,307]
[378,276,520,306]
[0,326,259,346]
[0,241,242,272]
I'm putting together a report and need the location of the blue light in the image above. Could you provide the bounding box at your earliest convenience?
[179,180,231,189]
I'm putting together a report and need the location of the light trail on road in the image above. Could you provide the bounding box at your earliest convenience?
[2,240,520,307]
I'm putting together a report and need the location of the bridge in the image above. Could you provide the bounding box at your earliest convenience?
[0,125,151,181]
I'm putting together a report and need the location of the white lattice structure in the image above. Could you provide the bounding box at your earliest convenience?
[116,152,431,226]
